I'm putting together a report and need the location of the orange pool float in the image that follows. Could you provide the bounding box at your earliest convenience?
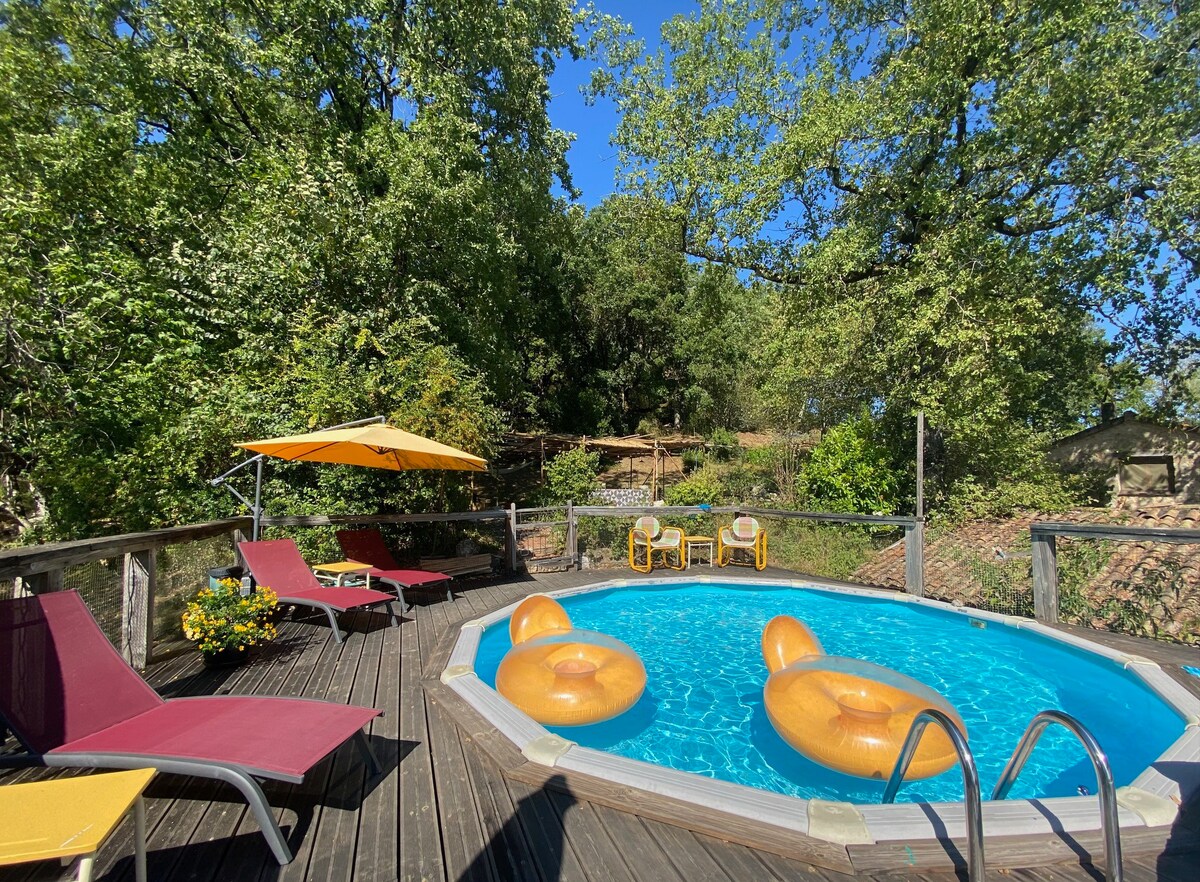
[762,616,966,780]
[496,596,647,727]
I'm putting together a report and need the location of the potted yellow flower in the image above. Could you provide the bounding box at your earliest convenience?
[182,578,278,666]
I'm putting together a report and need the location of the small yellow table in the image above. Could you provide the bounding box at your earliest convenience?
[0,768,154,882]
[684,535,715,569]
[312,560,373,587]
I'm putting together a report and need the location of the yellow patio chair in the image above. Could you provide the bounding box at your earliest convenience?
[717,516,768,570]
[628,516,685,573]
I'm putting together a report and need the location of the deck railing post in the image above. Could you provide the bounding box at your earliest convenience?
[122,548,155,669]
[566,500,578,569]
[904,520,925,597]
[1032,529,1059,623]
[24,568,63,594]
[506,503,518,573]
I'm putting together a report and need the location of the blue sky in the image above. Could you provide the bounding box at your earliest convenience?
[548,1,689,206]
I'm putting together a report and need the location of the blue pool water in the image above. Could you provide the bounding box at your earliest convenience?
[475,582,1185,804]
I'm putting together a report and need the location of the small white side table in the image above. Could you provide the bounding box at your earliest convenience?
[684,536,714,569]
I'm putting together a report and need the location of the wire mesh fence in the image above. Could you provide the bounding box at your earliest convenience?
[575,511,901,581]
[1056,537,1200,645]
[576,512,721,570]
[514,507,570,568]
[750,516,902,583]
[59,557,126,646]
[154,535,240,651]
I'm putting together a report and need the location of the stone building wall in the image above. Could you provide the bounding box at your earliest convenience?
[1049,415,1200,505]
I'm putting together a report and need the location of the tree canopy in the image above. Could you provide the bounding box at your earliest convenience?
[589,0,1199,511]
[2,0,1197,538]
[0,0,579,536]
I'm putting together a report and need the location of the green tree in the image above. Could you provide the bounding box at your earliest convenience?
[591,0,1199,509]
[796,418,899,515]
[0,0,579,539]
[540,447,601,505]
[564,196,765,434]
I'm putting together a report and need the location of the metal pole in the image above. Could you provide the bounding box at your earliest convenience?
[883,709,984,882]
[252,457,264,541]
[992,710,1122,882]
[211,415,386,536]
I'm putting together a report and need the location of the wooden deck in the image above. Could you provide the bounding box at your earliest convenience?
[3,568,1200,882]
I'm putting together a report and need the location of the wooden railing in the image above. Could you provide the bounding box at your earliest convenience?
[1,504,926,666]
[564,504,924,595]
[0,518,252,668]
[1030,521,1200,624]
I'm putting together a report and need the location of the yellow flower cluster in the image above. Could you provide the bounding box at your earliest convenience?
[182,578,279,654]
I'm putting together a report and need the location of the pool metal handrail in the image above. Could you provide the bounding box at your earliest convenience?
[992,710,1123,882]
[881,708,984,882]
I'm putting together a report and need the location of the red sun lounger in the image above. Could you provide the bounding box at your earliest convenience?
[0,591,382,865]
[335,528,453,603]
[238,538,400,644]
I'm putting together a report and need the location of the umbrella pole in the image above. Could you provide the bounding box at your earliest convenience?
[253,457,264,541]
[210,454,265,537]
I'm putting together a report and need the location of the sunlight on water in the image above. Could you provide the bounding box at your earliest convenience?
[475,582,1184,804]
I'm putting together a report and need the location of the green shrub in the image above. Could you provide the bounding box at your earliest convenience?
[796,418,899,514]
[664,466,727,505]
[541,447,601,504]
[707,427,740,461]
[681,446,706,472]
[761,521,886,581]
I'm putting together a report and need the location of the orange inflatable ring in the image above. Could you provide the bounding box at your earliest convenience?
[496,596,647,727]
[762,616,966,780]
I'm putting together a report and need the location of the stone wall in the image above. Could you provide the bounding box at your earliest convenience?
[1049,416,1200,505]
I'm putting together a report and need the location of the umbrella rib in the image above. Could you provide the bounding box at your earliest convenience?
[275,440,345,461]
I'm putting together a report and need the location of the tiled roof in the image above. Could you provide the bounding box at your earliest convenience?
[854,506,1200,643]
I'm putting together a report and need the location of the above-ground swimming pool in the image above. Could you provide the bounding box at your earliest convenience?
[442,575,1200,847]
[472,580,1184,804]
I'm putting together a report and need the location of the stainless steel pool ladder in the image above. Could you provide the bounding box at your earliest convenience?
[992,710,1123,882]
[881,708,1123,882]
[881,708,985,881]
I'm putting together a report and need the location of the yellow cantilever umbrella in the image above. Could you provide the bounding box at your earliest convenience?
[216,418,487,539]
[236,423,487,472]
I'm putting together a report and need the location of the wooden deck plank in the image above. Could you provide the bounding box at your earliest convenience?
[543,786,638,882]
[501,777,592,882]
[399,606,445,882]
[271,610,375,882]
[580,804,685,882]
[642,817,736,882]
[354,614,402,882]
[425,693,494,882]
[305,612,387,882]
[459,730,544,882]
[4,568,1197,882]
[691,832,789,882]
